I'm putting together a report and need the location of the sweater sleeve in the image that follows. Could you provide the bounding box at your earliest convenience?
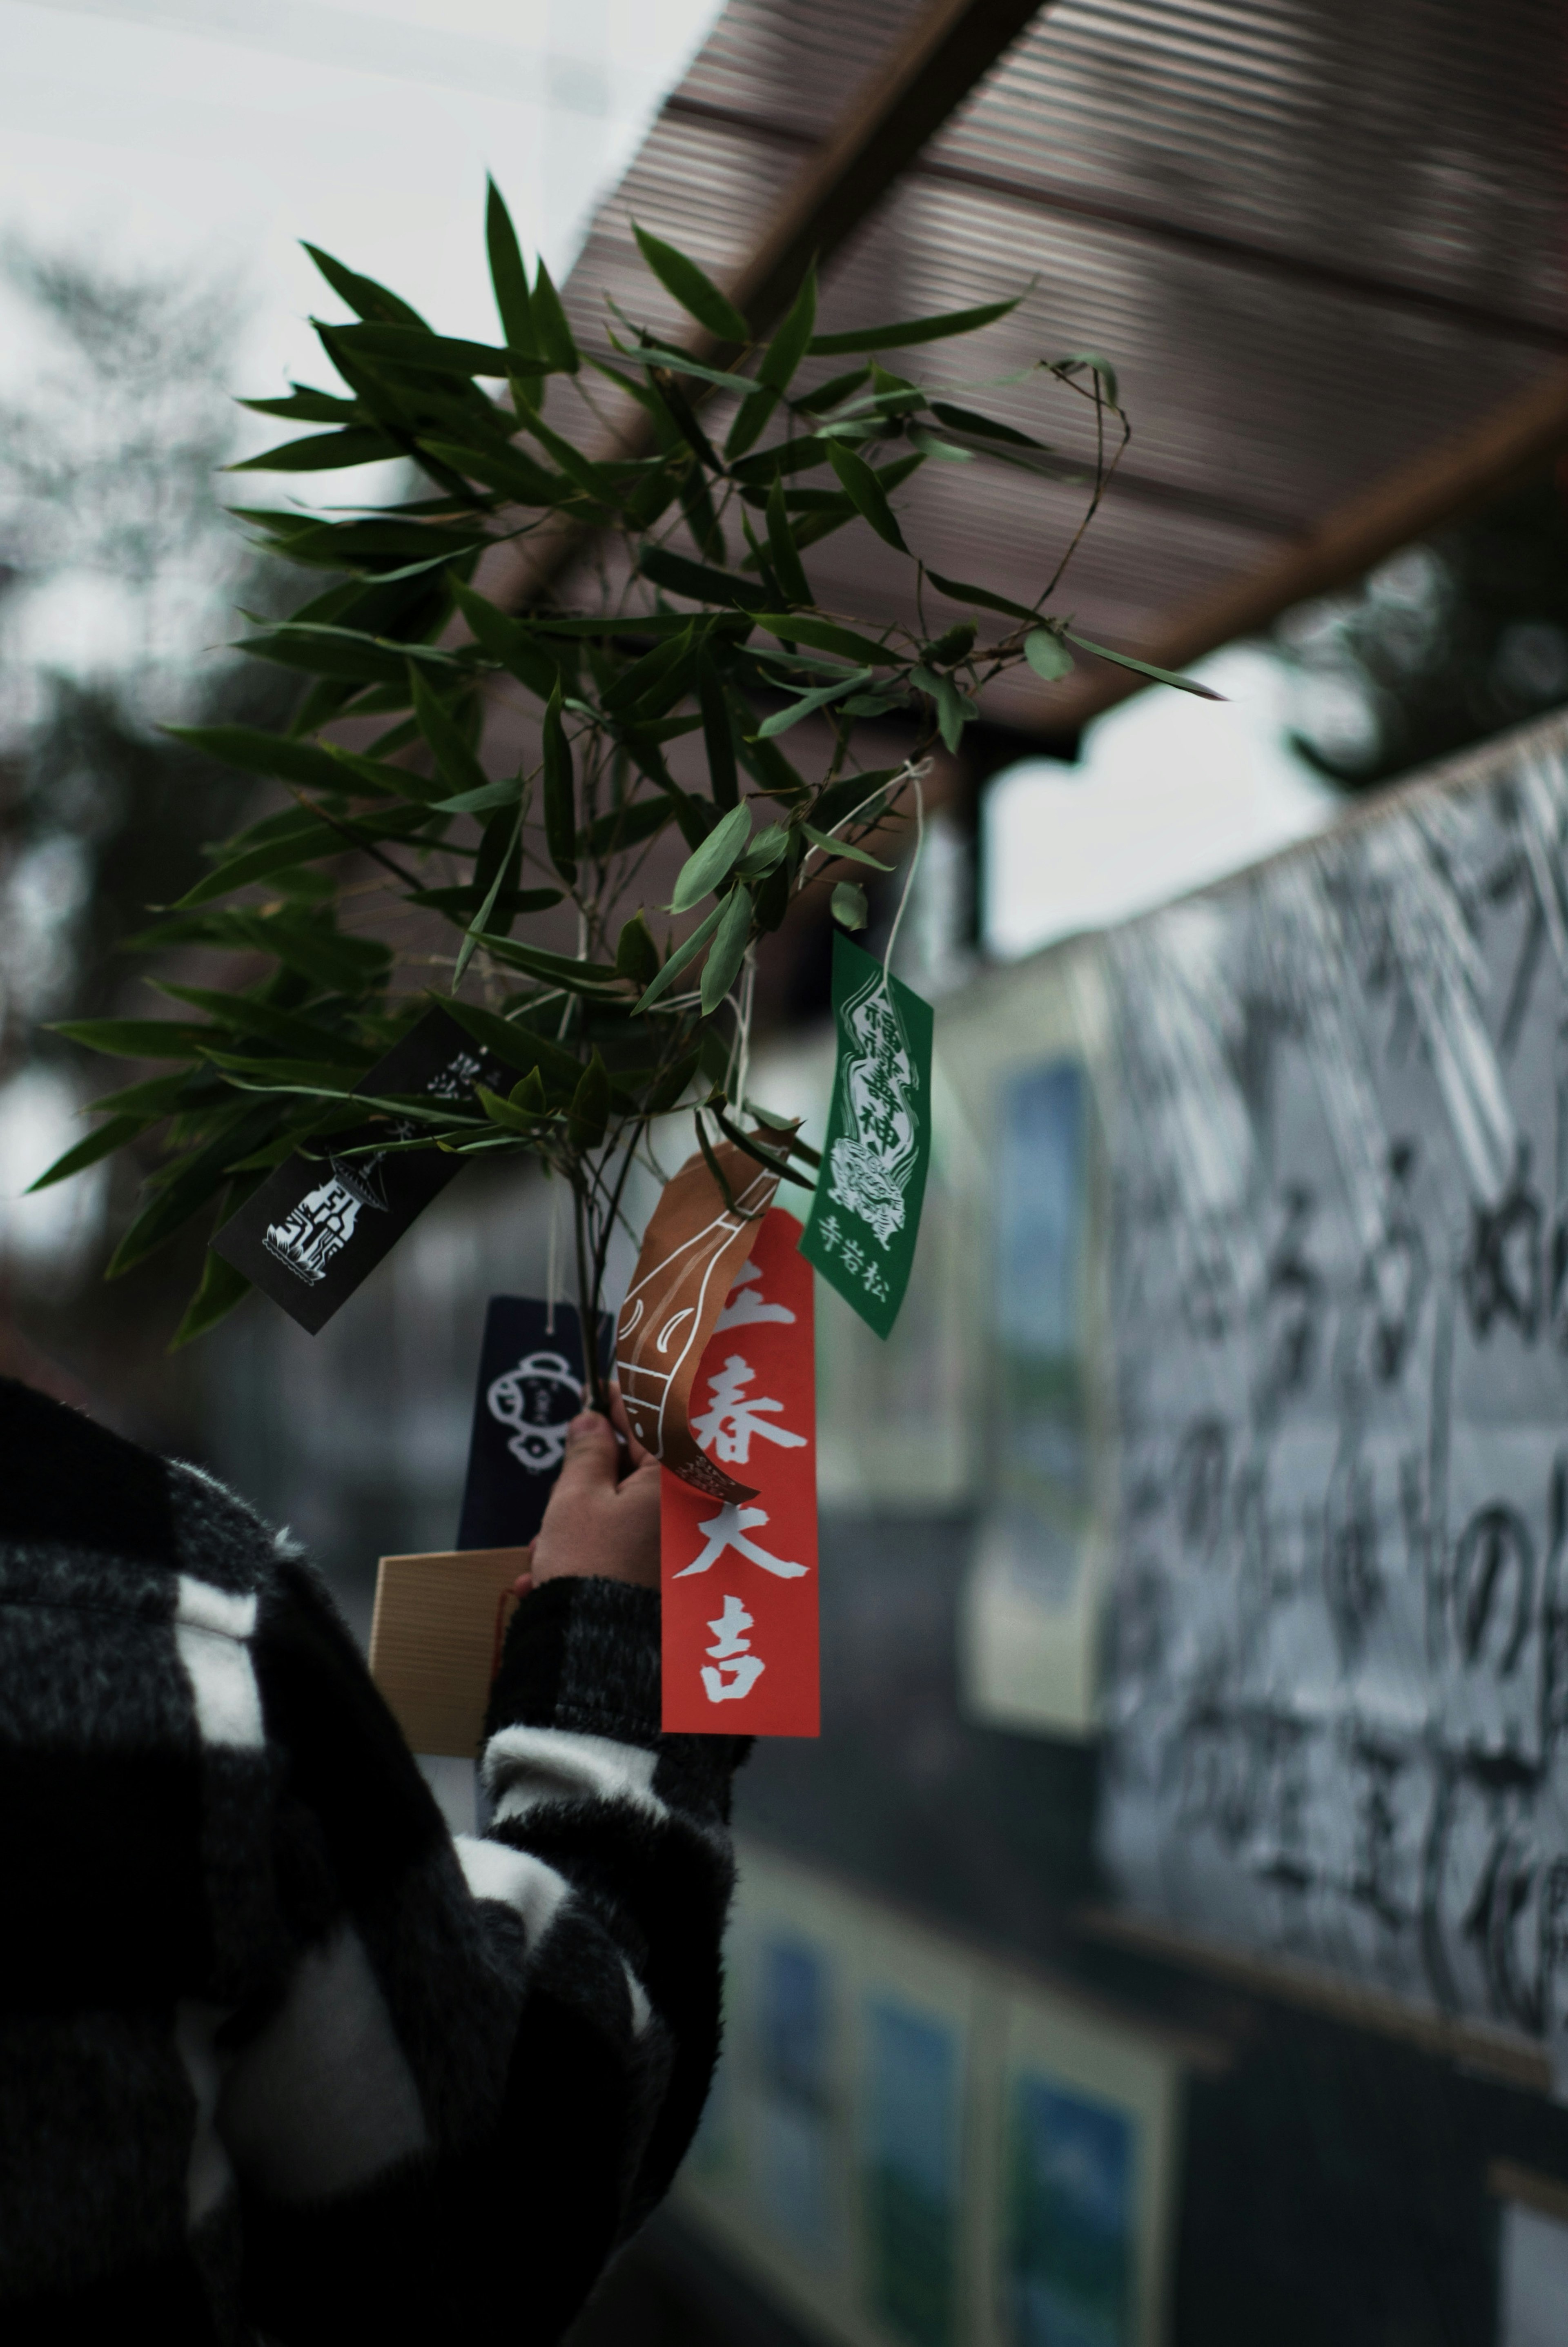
[226,1562,743,2347]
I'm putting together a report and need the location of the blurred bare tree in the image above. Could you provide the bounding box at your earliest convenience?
[0,245,288,1418]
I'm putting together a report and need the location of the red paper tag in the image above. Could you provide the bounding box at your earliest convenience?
[660,1207,819,1737]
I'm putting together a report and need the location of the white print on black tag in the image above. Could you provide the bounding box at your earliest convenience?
[827,966,920,1247]
[675,1501,805,1581]
[702,1593,764,1702]
[690,1354,807,1466]
[424,1048,485,1102]
[264,1152,393,1287]
[714,1257,797,1332]
[487,1350,586,1472]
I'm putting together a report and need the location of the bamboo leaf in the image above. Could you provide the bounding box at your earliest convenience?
[697,648,739,811]
[765,474,812,607]
[26,1113,147,1192]
[1052,351,1120,405]
[454,807,523,990]
[419,436,571,508]
[530,258,579,373]
[568,1049,612,1151]
[449,579,561,698]
[487,176,536,355]
[1025,628,1075,682]
[439,995,581,1091]
[808,296,1020,356]
[637,545,768,611]
[228,426,403,474]
[51,1019,208,1060]
[924,569,1039,622]
[169,1247,252,1350]
[632,223,749,344]
[302,243,428,327]
[543,681,577,880]
[325,322,545,377]
[670,801,752,913]
[411,667,489,799]
[831,881,868,929]
[700,884,752,1013]
[1062,633,1224,698]
[753,614,899,666]
[630,896,728,1015]
[825,440,908,552]
[800,822,891,870]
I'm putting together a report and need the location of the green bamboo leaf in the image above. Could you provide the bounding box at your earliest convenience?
[238,387,361,424]
[543,681,577,881]
[924,570,1038,623]
[51,1019,208,1060]
[695,648,739,812]
[765,474,812,606]
[418,436,571,508]
[109,1105,280,1277]
[670,801,752,913]
[476,1083,545,1136]
[800,822,891,870]
[471,935,621,992]
[568,1049,612,1151]
[1025,628,1075,682]
[154,986,375,1064]
[632,223,748,344]
[756,667,873,738]
[449,579,561,698]
[486,177,536,356]
[581,794,674,858]
[439,996,581,1091]
[228,426,403,474]
[530,258,579,373]
[927,401,1050,451]
[911,664,974,752]
[169,1247,252,1351]
[808,296,1020,356]
[753,614,899,666]
[411,668,489,800]
[700,884,753,1013]
[454,806,523,991]
[610,330,758,400]
[1062,633,1223,698]
[25,1113,147,1193]
[831,881,868,929]
[637,545,768,611]
[825,440,908,552]
[325,322,545,378]
[510,1067,548,1116]
[303,243,428,327]
[630,896,728,1015]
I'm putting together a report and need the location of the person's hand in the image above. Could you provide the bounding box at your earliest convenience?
[523,1383,661,1593]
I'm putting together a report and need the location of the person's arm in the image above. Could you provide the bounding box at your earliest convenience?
[225,1405,744,2345]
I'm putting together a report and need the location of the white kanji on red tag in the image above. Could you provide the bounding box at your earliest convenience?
[700,1594,765,1703]
[690,1352,808,1467]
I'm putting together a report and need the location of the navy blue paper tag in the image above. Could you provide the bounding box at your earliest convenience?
[457,1298,613,1550]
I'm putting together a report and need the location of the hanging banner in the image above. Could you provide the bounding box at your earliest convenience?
[456,1298,611,1551]
[661,1207,819,1737]
[798,930,933,1339]
[214,1005,507,1334]
[615,1132,780,1503]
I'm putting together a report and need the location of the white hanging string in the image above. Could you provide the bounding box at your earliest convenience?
[882,768,926,986]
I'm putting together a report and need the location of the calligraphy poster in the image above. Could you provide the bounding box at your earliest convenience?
[661,1208,819,1736]
[1095,706,1568,2081]
[800,931,933,1340]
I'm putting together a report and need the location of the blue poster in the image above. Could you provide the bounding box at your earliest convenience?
[862,1998,959,2347]
[755,1937,833,2253]
[1006,2075,1135,2347]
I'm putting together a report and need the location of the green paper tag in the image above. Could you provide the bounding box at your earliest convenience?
[798,930,934,1338]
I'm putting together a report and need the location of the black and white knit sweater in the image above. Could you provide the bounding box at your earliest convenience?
[0,1376,745,2345]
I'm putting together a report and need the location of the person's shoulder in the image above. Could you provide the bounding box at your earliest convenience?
[0,1374,281,1599]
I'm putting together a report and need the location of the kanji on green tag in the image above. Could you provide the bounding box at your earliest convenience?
[798,930,933,1338]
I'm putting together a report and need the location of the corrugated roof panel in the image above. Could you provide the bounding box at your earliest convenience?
[547,0,1568,717]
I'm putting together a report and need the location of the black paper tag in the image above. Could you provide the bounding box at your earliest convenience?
[457,1298,613,1550]
[213,1006,508,1334]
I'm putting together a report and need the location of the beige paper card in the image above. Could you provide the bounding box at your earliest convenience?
[369,1545,528,1758]
[614,1135,780,1503]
